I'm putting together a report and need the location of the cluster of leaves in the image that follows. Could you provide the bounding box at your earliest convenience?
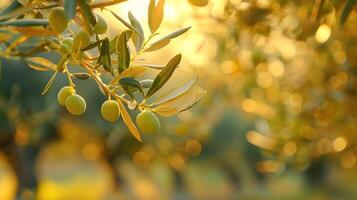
[0,0,206,142]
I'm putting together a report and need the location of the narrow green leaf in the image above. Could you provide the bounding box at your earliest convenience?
[340,0,356,26]
[119,77,145,99]
[26,57,57,71]
[128,11,144,52]
[144,26,191,52]
[110,32,132,54]
[81,40,103,51]
[0,19,49,27]
[117,30,131,73]
[109,10,144,37]
[100,37,112,73]
[146,54,181,98]
[72,72,90,80]
[78,0,97,31]
[41,71,58,95]
[64,0,77,20]
[148,0,165,33]
[0,0,22,17]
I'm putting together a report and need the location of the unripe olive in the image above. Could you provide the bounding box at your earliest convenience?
[48,8,68,33]
[65,94,86,115]
[72,30,91,50]
[187,0,208,7]
[59,43,71,54]
[93,14,108,34]
[136,110,161,134]
[101,100,120,122]
[62,38,73,48]
[57,86,75,105]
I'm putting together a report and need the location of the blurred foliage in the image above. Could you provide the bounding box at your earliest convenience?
[1,0,357,199]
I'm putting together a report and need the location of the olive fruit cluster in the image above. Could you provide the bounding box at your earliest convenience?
[57,86,86,115]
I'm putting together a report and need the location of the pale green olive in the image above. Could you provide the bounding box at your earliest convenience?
[49,8,68,33]
[57,86,75,105]
[65,94,86,115]
[101,100,121,122]
[136,110,161,134]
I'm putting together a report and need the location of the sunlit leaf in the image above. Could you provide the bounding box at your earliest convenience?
[152,75,198,105]
[119,77,145,99]
[128,11,144,53]
[153,86,206,116]
[144,26,191,52]
[112,66,147,83]
[64,0,77,20]
[78,0,96,31]
[117,30,131,73]
[41,71,58,95]
[140,79,154,88]
[13,27,55,35]
[0,3,36,22]
[340,0,356,26]
[0,19,49,27]
[148,0,165,33]
[116,98,142,142]
[0,0,22,17]
[26,57,57,71]
[99,37,112,73]
[146,54,181,98]
[109,10,144,37]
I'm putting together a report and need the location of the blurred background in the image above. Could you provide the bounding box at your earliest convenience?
[1,0,357,199]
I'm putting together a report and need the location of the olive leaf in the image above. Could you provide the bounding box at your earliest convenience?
[72,72,90,80]
[0,19,49,27]
[146,54,181,98]
[119,77,145,99]
[0,0,22,17]
[140,79,154,88]
[109,31,132,54]
[78,0,97,31]
[128,11,144,53]
[111,66,147,83]
[152,86,206,116]
[117,30,131,73]
[0,1,36,22]
[116,98,143,142]
[152,75,198,106]
[340,0,356,26]
[41,71,58,95]
[144,26,191,52]
[148,0,165,33]
[64,0,77,20]
[132,63,181,70]
[109,10,144,37]
[99,37,112,73]
[26,57,57,71]
[81,39,102,51]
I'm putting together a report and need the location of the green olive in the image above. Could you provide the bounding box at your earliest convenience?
[57,86,75,105]
[62,38,73,48]
[101,100,120,122]
[187,0,208,7]
[72,30,91,50]
[65,94,86,115]
[48,8,68,33]
[93,14,108,34]
[59,43,71,54]
[136,110,161,134]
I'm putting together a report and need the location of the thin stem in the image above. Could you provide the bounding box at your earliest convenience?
[80,61,130,105]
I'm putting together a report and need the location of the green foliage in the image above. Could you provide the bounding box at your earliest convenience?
[0,0,205,142]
